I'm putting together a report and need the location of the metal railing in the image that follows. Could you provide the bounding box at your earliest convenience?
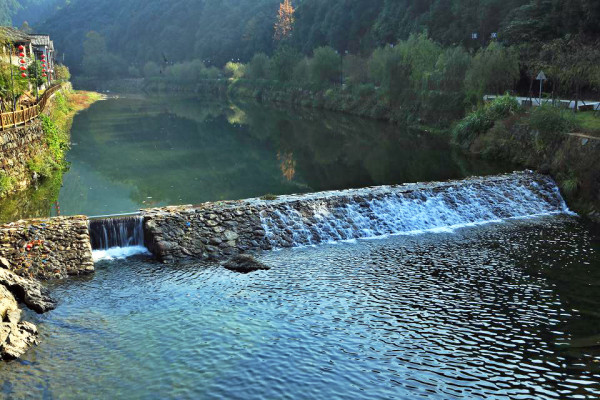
[0,83,62,131]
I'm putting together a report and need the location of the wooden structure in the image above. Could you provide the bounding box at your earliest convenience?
[0,84,61,131]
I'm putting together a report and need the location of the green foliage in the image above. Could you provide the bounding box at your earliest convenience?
[40,113,69,163]
[310,46,340,85]
[465,43,520,103]
[527,106,579,135]
[453,95,521,145]
[270,45,301,82]
[163,60,221,83]
[82,31,127,79]
[224,62,246,80]
[344,55,369,85]
[246,53,271,80]
[0,171,15,196]
[28,61,44,87]
[143,61,161,79]
[54,64,71,81]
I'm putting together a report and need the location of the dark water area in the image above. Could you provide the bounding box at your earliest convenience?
[1,216,599,399]
[0,95,509,222]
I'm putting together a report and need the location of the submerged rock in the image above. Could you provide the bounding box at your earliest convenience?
[0,269,56,313]
[223,254,271,274]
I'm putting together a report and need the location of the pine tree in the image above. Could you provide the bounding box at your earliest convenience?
[274,0,295,41]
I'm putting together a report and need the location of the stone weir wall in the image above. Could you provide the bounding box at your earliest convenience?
[141,171,567,263]
[0,216,94,280]
[0,121,45,195]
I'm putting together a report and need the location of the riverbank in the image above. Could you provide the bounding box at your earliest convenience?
[74,77,461,130]
[0,86,103,202]
[454,97,600,222]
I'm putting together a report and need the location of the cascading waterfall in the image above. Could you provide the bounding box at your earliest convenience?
[88,216,149,261]
[259,172,571,249]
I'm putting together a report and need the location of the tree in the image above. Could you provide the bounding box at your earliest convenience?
[465,42,520,103]
[270,45,301,82]
[539,36,600,110]
[246,53,271,80]
[54,64,71,81]
[274,0,294,41]
[309,46,340,85]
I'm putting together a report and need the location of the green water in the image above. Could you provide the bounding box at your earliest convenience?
[0,95,508,222]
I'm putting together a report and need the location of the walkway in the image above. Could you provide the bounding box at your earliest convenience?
[484,95,600,111]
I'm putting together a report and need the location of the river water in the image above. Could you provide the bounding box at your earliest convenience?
[1,96,599,399]
[0,95,507,222]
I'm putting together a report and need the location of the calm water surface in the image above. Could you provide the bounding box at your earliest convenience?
[0,95,507,222]
[1,216,599,399]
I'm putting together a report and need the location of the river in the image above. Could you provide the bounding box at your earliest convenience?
[0,95,598,399]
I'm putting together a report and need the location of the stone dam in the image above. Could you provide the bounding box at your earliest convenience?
[0,170,571,277]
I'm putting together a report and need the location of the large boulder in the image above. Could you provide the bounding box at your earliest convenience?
[0,285,39,360]
[0,269,56,313]
[223,254,271,274]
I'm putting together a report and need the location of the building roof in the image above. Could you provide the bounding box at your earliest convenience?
[0,27,31,43]
[30,34,51,47]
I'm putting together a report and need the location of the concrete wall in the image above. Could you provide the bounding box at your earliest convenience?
[0,216,94,280]
[0,121,45,195]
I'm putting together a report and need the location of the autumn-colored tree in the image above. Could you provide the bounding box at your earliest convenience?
[274,0,294,41]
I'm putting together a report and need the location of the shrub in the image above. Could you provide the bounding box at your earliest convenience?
[452,95,520,145]
[143,61,161,78]
[246,53,270,80]
[223,62,246,80]
[0,171,14,195]
[310,46,341,85]
[527,105,579,135]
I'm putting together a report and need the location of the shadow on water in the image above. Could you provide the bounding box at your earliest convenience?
[0,95,513,222]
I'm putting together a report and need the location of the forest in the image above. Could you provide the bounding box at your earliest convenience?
[9,0,597,74]
[1,0,599,126]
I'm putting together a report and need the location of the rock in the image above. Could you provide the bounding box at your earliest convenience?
[0,284,39,361]
[223,230,239,241]
[0,257,10,269]
[223,254,271,274]
[0,269,56,313]
[1,321,39,360]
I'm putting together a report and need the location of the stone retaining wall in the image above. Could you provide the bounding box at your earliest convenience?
[141,171,564,263]
[0,216,94,280]
[0,121,45,195]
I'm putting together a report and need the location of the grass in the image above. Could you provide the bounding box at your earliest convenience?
[575,112,600,136]
[25,88,104,183]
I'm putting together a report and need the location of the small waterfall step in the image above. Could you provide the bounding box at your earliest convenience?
[258,172,572,249]
[88,216,149,261]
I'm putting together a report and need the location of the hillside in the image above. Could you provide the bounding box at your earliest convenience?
[24,0,600,77]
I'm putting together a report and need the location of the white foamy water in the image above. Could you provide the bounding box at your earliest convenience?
[259,172,572,248]
[92,246,151,261]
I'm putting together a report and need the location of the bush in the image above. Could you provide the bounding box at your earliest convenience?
[54,64,71,81]
[453,95,521,145]
[310,46,341,85]
[527,105,579,135]
[0,171,14,195]
[271,45,301,82]
[143,61,161,78]
[246,53,270,80]
[224,62,246,80]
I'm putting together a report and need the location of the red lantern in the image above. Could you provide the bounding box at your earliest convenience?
[18,45,24,51]
[41,55,46,59]
[21,73,27,78]
[20,66,26,71]
[19,59,26,64]
[42,73,47,77]
[19,52,25,57]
